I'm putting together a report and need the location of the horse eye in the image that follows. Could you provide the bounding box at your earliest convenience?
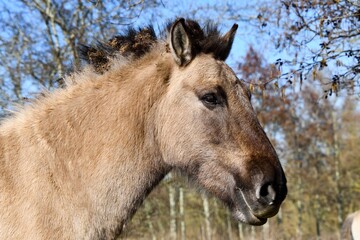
[200,93,220,108]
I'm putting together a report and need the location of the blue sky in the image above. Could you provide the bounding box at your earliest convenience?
[131,0,298,84]
[1,0,357,104]
[131,0,261,68]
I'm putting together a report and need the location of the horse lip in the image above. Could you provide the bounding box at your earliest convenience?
[232,208,267,226]
[232,187,268,225]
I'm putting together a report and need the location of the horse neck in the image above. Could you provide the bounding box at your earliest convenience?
[31,57,171,238]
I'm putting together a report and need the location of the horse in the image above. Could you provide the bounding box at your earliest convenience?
[342,210,360,239]
[0,18,287,239]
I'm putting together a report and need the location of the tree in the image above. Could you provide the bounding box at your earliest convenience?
[0,0,160,115]
[239,45,360,238]
[254,0,360,96]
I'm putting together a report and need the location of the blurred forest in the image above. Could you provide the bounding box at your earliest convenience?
[0,0,359,239]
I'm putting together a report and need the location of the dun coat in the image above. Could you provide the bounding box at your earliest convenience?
[0,18,287,239]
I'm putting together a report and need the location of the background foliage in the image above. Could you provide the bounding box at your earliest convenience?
[0,0,359,239]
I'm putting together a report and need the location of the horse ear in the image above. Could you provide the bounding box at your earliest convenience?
[170,18,194,66]
[217,24,238,61]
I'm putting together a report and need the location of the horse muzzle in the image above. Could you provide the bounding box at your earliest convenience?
[233,173,287,225]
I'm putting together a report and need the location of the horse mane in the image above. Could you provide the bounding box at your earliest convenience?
[78,19,232,74]
[78,26,157,74]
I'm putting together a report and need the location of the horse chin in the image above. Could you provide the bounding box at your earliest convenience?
[232,208,267,226]
[231,188,268,226]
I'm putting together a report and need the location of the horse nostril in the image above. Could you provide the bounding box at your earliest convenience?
[256,183,276,205]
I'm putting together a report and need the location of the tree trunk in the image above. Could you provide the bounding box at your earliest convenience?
[296,145,303,240]
[169,181,177,240]
[212,199,220,237]
[145,202,157,240]
[296,186,303,240]
[250,226,256,240]
[276,207,283,238]
[227,210,233,240]
[262,221,270,240]
[202,195,212,240]
[332,111,343,232]
[238,223,244,240]
[179,187,186,240]
[315,194,321,240]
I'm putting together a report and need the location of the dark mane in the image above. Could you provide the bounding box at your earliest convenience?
[78,26,157,74]
[78,19,235,74]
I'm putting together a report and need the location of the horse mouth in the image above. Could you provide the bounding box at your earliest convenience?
[232,188,268,226]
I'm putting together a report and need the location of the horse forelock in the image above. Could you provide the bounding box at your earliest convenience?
[78,19,228,75]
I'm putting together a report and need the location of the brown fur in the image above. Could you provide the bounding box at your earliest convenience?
[0,19,287,239]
